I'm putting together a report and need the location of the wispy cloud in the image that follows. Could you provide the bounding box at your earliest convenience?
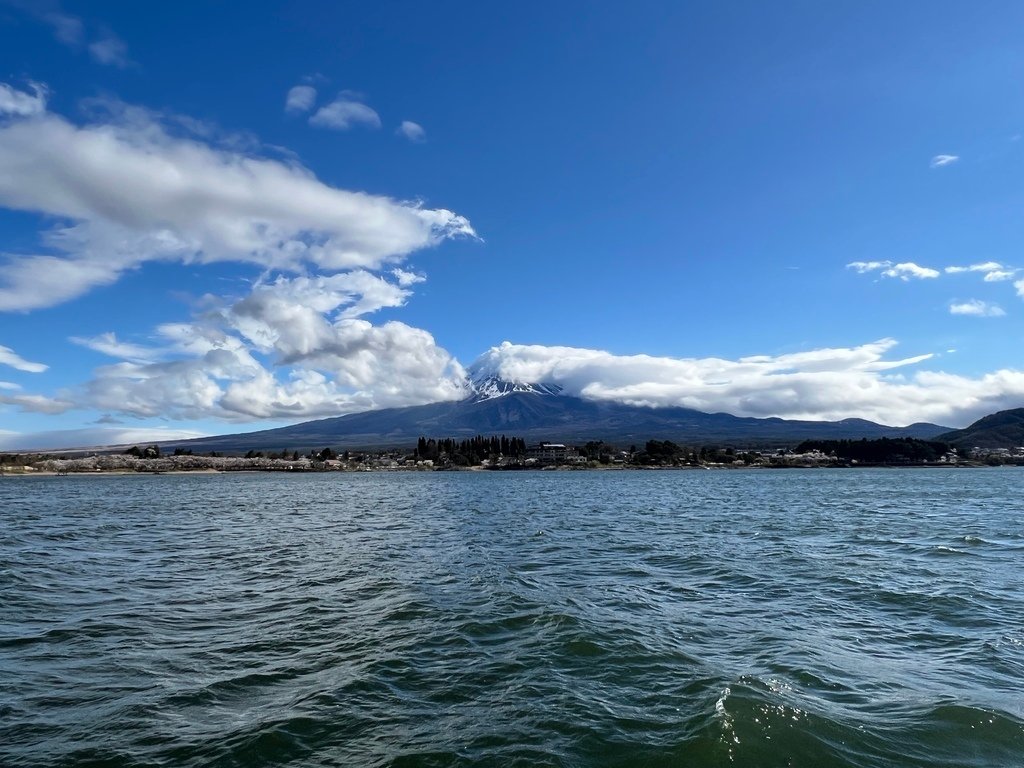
[397,120,426,142]
[847,261,939,280]
[285,85,317,114]
[949,300,1006,317]
[847,260,890,274]
[0,344,47,373]
[87,28,130,67]
[310,93,381,131]
[42,10,84,45]
[945,262,1018,282]
[8,3,130,66]
[930,154,959,168]
[984,270,1016,282]
[70,332,161,363]
[0,392,73,414]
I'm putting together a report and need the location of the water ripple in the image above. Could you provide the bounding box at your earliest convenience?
[1,469,1023,766]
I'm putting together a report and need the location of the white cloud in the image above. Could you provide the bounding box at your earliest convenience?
[944,261,1017,283]
[930,154,959,168]
[847,260,891,273]
[88,30,129,67]
[310,94,381,130]
[0,253,128,312]
[1016,278,1024,298]
[2,269,467,422]
[0,392,75,414]
[0,84,474,311]
[285,85,317,114]
[10,313,1024,428]
[11,5,130,66]
[949,300,1006,317]
[849,261,939,280]
[397,120,426,142]
[0,344,47,373]
[983,270,1016,282]
[392,268,425,287]
[469,339,1024,427]
[945,261,1002,274]
[0,82,47,116]
[66,315,467,422]
[882,262,940,280]
[42,11,84,45]
[70,332,161,363]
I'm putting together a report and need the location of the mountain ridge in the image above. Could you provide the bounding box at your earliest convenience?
[164,380,954,453]
[936,408,1024,449]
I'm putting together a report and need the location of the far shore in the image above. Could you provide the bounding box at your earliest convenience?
[1,462,1005,478]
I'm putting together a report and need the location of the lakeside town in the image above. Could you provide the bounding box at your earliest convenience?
[2,436,1023,475]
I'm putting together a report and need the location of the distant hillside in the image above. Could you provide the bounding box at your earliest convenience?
[937,408,1024,449]
[163,385,952,454]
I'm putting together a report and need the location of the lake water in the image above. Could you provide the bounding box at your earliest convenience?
[1,469,1022,767]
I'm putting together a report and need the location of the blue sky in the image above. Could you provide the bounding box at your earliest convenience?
[2,1,1024,448]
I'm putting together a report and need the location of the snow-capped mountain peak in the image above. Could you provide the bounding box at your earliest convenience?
[468,373,563,401]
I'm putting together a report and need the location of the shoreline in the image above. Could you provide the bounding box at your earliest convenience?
[1,463,1004,478]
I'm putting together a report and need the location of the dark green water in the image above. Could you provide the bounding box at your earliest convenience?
[1,469,1022,767]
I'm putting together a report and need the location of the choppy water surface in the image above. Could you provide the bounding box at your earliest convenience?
[2,469,1022,767]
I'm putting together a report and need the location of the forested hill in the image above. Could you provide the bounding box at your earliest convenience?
[937,408,1024,449]
[793,438,952,465]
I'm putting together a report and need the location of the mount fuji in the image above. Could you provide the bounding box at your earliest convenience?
[163,372,952,454]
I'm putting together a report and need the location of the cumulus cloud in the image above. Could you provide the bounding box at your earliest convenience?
[310,93,381,130]
[67,315,467,422]
[930,154,959,168]
[285,85,317,114]
[469,339,1024,427]
[0,344,47,373]
[1,268,467,422]
[949,300,1006,317]
[397,120,426,142]
[847,261,939,280]
[883,262,940,280]
[0,82,47,116]
[0,83,474,311]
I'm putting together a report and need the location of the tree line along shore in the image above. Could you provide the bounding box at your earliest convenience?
[3,435,1021,475]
